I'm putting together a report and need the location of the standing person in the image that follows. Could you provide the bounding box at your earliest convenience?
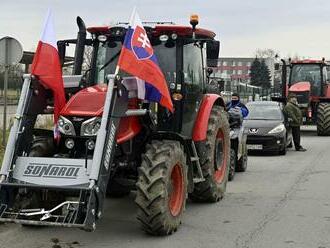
[226,93,249,118]
[283,93,306,152]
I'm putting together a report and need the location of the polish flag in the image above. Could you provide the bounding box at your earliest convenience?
[31,9,66,123]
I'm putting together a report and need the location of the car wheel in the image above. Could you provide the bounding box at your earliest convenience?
[279,142,287,156]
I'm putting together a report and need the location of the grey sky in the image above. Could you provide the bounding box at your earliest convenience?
[1,0,330,58]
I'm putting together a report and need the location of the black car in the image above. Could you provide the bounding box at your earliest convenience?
[244,101,292,155]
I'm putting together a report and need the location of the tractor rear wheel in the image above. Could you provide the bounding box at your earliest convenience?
[189,106,230,202]
[317,103,330,136]
[135,140,187,235]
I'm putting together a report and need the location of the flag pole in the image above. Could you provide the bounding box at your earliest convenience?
[114,65,120,76]
[114,7,135,77]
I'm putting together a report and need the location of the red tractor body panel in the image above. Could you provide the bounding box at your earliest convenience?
[87,25,216,39]
[291,59,323,64]
[117,116,142,144]
[60,85,142,143]
[60,84,107,117]
[289,81,311,93]
[192,94,225,142]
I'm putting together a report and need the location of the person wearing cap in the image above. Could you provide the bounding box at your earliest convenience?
[283,93,306,152]
[226,93,249,118]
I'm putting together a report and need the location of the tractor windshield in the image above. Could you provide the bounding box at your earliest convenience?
[95,41,176,85]
[290,64,322,95]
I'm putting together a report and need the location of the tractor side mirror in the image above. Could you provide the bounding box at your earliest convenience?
[206,40,220,67]
[274,63,280,70]
[206,67,213,77]
[57,41,66,66]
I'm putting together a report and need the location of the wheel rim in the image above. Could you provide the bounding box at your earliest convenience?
[214,129,227,183]
[168,163,184,217]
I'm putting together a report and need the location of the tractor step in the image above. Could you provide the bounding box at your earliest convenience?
[190,142,205,183]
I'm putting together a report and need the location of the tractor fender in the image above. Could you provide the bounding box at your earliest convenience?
[192,94,226,142]
[116,116,142,144]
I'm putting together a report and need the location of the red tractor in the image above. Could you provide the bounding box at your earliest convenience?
[280,59,330,135]
[0,16,230,235]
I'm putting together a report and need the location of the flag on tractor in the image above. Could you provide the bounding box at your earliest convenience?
[31,9,66,123]
[117,9,173,112]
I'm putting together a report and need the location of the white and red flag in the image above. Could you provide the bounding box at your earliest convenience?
[31,9,66,123]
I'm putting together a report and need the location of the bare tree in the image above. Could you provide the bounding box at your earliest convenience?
[255,48,279,59]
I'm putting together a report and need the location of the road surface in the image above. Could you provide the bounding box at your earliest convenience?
[0,128,329,248]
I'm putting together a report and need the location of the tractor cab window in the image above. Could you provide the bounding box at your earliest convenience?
[95,41,122,84]
[153,42,176,85]
[323,66,327,82]
[95,39,176,85]
[183,42,204,88]
[290,64,322,95]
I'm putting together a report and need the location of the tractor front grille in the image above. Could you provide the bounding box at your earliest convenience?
[295,91,309,105]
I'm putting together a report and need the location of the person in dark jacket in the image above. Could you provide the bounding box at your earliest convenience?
[283,93,306,151]
[226,93,249,118]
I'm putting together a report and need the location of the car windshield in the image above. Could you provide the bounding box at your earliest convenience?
[290,64,322,95]
[94,40,176,84]
[246,104,283,120]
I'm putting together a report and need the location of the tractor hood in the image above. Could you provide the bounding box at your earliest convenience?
[60,85,107,117]
[289,81,311,93]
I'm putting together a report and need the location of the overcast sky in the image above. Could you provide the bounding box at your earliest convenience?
[1,0,330,58]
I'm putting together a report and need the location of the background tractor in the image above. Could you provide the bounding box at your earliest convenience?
[278,59,330,135]
[0,16,230,235]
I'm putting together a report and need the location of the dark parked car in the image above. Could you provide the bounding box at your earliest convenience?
[244,101,292,155]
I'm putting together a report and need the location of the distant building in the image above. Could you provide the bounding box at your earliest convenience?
[212,57,275,86]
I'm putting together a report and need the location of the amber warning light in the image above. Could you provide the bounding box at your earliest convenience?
[190,14,199,29]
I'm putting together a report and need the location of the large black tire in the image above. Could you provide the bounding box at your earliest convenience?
[135,140,187,235]
[317,103,330,136]
[189,106,230,202]
[228,149,236,181]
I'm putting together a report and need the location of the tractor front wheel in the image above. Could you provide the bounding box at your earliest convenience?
[135,140,187,235]
[317,103,330,136]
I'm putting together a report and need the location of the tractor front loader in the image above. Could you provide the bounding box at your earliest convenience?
[0,15,231,235]
[0,74,129,231]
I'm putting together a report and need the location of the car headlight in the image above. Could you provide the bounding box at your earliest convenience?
[57,116,76,136]
[81,117,101,136]
[268,124,285,134]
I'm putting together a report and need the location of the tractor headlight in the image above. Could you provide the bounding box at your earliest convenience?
[81,117,101,136]
[268,124,285,134]
[57,116,76,136]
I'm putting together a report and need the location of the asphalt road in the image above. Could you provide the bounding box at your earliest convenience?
[0,127,329,248]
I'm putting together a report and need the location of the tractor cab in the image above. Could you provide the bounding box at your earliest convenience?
[278,58,330,132]
[288,60,328,106]
[58,20,220,138]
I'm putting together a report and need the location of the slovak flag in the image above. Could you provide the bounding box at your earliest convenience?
[31,9,66,123]
[118,9,174,112]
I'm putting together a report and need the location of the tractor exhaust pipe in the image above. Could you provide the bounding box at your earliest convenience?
[73,16,86,75]
[281,59,287,99]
